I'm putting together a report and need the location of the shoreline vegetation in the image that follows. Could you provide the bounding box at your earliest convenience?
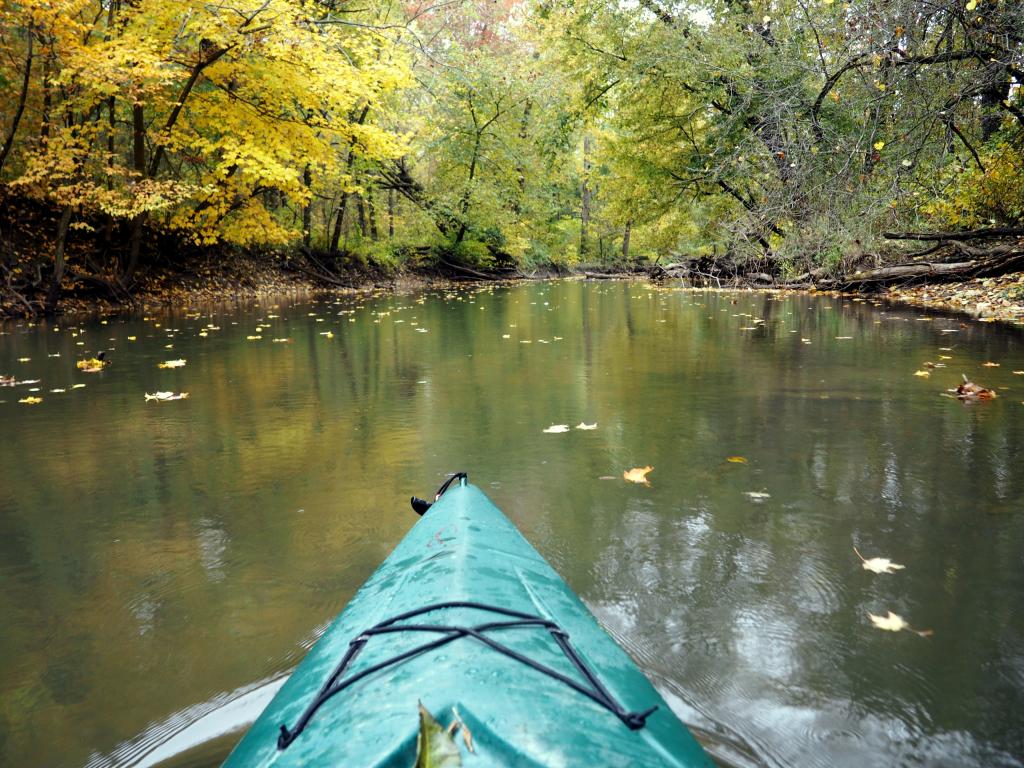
[1,0,1021,323]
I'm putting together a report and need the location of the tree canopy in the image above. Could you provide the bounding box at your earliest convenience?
[0,0,1021,307]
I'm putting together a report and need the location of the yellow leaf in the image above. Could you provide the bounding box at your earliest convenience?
[575,423,598,430]
[965,0,977,10]
[76,357,109,372]
[982,361,999,367]
[158,359,186,368]
[18,396,43,405]
[727,456,748,463]
[868,611,908,631]
[623,466,653,484]
[855,547,905,574]
[913,370,930,377]
[873,140,885,151]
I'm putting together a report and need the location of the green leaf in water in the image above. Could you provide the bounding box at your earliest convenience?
[414,702,462,768]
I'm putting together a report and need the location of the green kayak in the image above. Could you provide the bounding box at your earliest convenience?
[223,475,713,767]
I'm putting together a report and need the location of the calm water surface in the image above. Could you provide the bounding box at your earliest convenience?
[1,281,1023,768]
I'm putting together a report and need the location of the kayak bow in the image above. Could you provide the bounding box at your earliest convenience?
[223,476,713,767]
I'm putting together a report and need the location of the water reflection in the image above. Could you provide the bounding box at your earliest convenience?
[1,283,1022,767]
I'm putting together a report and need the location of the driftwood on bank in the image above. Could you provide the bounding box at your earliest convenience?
[837,241,1024,290]
[650,227,1024,291]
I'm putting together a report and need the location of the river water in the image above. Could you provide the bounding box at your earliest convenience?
[1,281,1022,768]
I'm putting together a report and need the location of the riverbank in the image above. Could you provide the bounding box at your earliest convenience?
[884,273,1024,326]
[5,248,1024,327]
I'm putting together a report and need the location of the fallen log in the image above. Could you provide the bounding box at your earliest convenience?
[883,227,1024,242]
[435,257,503,280]
[839,248,1024,289]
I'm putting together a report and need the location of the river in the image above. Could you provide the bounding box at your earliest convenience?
[1,281,1022,767]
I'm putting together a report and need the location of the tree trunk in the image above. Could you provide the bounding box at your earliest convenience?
[580,134,592,257]
[302,164,312,248]
[388,189,395,239]
[622,219,632,260]
[45,206,73,315]
[0,30,33,175]
[366,189,379,241]
[329,105,370,254]
[454,132,481,246]
[356,194,368,237]
[40,55,51,141]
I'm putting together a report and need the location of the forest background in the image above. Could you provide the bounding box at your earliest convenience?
[0,0,1021,315]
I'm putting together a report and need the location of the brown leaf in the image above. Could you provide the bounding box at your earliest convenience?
[623,466,653,484]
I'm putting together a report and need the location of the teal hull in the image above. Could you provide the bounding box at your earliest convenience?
[223,481,712,766]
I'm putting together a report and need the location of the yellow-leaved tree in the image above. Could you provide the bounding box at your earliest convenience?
[0,0,411,311]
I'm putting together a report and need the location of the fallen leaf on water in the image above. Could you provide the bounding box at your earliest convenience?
[17,357,30,362]
[145,391,189,402]
[982,361,1000,367]
[575,422,597,430]
[953,374,996,400]
[868,611,933,637]
[913,370,930,378]
[623,466,653,484]
[543,424,570,433]
[246,335,262,341]
[1013,371,1024,375]
[854,546,905,574]
[727,456,748,464]
[744,491,770,500]
[868,611,907,632]
[127,336,137,341]
[50,388,65,393]
[598,475,616,480]
[18,396,42,405]
[77,357,109,373]
[158,359,186,369]
[272,338,292,343]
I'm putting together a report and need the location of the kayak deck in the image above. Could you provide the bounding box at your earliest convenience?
[223,481,712,767]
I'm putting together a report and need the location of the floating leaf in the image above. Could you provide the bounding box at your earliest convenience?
[727,456,748,464]
[953,374,996,400]
[414,703,461,768]
[158,359,186,369]
[1013,371,1024,375]
[145,391,189,402]
[543,424,570,433]
[246,335,262,341]
[575,422,597,430]
[77,357,109,373]
[868,611,907,632]
[18,396,42,405]
[982,361,999,367]
[913,370,930,377]
[744,491,770,500]
[854,547,905,574]
[868,611,933,637]
[623,466,653,484]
